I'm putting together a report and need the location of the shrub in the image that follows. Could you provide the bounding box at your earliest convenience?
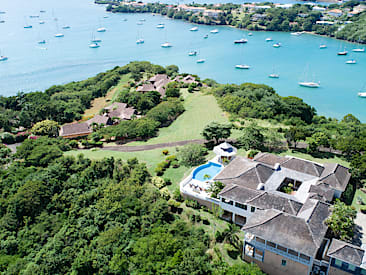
[165,155,177,163]
[247,150,259,159]
[361,207,366,214]
[163,178,172,186]
[173,188,184,202]
[171,160,180,168]
[151,176,166,189]
[162,149,169,155]
[69,140,79,148]
[215,230,224,243]
[155,166,164,176]
[185,199,200,209]
[160,187,171,200]
[1,133,16,144]
[15,132,30,143]
[178,143,207,167]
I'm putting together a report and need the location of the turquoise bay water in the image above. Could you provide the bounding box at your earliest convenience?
[0,0,365,120]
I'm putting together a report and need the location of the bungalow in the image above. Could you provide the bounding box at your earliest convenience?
[327,9,343,17]
[86,114,112,127]
[104,102,136,122]
[59,122,92,139]
[180,144,359,275]
[137,74,172,97]
[177,4,205,14]
[203,9,223,18]
[173,75,200,85]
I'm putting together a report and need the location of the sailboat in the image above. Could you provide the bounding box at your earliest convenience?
[299,66,320,88]
[190,27,198,31]
[161,28,172,48]
[210,29,219,34]
[248,32,253,36]
[62,25,71,29]
[90,32,101,43]
[156,23,165,29]
[0,50,8,61]
[268,66,279,78]
[188,50,197,56]
[235,64,250,69]
[337,44,347,55]
[266,37,273,42]
[197,59,205,63]
[24,17,32,28]
[346,59,357,64]
[203,34,208,39]
[89,42,100,48]
[234,38,248,44]
[136,29,144,44]
[0,14,5,23]
[319,44,327,49]
[273,43,281,48]
[353,48,365,52]
[54,21,64,37]
[97,27,106,32]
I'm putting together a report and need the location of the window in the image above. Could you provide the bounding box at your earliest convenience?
[299,254,310,263]
[255,248,264,262]
[334,259,343,268]
[347,263,356,272]
[282,259,287,266]
[288,249,298,258]
[235,202,247,210]
[255,237,265,244]
[267,241,276,248]
[251,206,255,212]
[277,245,287,253]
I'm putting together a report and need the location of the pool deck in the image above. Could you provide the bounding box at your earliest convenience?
[180,156,222,200]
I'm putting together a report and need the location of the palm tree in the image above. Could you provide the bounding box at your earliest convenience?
[222,223,240,249]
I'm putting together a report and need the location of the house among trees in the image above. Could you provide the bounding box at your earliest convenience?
[180,145,362,275]
[60,102,135,138]
[173,75,200,85]
[136,74,172,98]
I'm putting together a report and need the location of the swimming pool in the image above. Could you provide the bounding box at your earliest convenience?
[193,162,223,182]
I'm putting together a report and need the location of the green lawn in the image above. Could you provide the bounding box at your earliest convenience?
[125,91,229,146]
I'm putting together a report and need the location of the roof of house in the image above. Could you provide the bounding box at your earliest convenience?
[319,163,351,192]
[253,152,288,167]
[86,115,110,126]
[59,122,92,137]
[243,204,329,257]
[148,74,169,83]
[327,239,365,266]
[308,183,335,202]
[214,157,274,190]
[281,157,324,177]
[136,83,155,92]
[105,102,135,120]
[328,9,343,14]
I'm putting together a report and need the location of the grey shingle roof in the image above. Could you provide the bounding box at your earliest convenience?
[309,183,335,202]
[214,157,274,190]
[105,102,135,121]
[254,152,288,167]
[319,163,351,192]
[86,115,110,126]
[136,83,155,92]
[59,122,91,137]
[243,205,329,257]
[281,157,324,177]
[219,184,262,203]
[327,239,365,266]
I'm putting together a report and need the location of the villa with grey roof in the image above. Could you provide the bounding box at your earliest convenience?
[180,142,364,275]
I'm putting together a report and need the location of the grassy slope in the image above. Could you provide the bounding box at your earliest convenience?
[82,74,131,120]
[126,90,229,146]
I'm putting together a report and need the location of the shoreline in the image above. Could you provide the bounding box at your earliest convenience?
[100,1,365,45]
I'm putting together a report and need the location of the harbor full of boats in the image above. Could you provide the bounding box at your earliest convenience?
[0,0,366,121]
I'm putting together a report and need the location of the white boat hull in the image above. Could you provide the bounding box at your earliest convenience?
[358,92,366,98]
[299,82,320,88]
[235,65,250,69]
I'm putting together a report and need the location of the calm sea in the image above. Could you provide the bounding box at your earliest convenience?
[0,0,365,121]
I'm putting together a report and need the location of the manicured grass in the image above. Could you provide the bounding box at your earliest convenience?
[82,74,131,119]
[126,91,229,146]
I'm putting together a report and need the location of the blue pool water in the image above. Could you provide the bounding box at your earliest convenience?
[0,0,366,120]
[193,162,223,182]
